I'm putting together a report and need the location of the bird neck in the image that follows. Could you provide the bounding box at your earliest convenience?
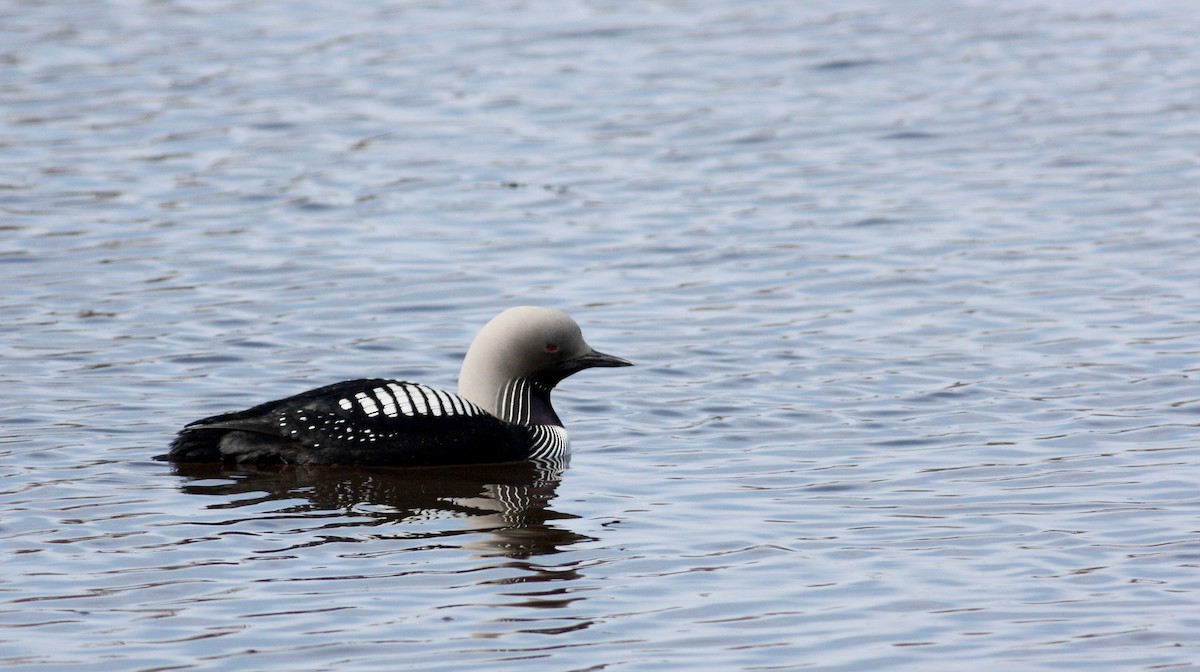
[459,362,563,426]
[494,377,561,426]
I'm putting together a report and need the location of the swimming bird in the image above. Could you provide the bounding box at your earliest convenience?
[157,306,631,467]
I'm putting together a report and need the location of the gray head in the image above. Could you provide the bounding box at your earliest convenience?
[458,306,632,426]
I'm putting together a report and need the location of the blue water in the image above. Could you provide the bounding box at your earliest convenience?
[3,1,1200,669]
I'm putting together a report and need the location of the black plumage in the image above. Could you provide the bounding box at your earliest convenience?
[161,379,535,467]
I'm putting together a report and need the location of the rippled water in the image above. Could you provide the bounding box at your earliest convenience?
[4,0,1200,669]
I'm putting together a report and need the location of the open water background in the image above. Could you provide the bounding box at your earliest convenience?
[3,1,1200,669]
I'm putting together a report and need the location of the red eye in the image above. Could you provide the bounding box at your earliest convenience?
[546,344,558,352]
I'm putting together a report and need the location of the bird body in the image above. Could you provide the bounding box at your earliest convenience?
[158,307,630,467]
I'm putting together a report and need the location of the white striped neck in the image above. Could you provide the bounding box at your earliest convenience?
[495,377,561,427]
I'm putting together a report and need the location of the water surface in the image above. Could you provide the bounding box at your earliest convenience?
[3,1,1200,670]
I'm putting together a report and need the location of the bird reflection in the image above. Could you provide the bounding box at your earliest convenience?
[166,458,592,561]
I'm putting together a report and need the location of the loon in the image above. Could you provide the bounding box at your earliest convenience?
[157,306,631,467]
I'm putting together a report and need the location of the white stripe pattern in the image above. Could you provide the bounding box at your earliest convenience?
[494,377,559,427]
[498,377,531,425]
[446,390,467,415]
[386,383,416,416]
[409,386,429,415]
[528,425,569,461]
[432,388,458,415]
[355,391,379,417]
[291,380,561,462]
[339,382,483,419]
[373,386,397,417]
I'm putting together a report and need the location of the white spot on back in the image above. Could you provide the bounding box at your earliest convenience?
[450,390,468,414]
[339,398,353,411]
[414,386,442,416]
[373,387,397,417]
[355,391,379,417]
[408,385,430,415]
[430,388,459,416]
[387,383,416,416]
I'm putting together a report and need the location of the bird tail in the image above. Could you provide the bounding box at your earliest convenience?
[155,428,227,462]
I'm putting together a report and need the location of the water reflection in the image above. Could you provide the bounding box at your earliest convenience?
[165,460,591,561]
